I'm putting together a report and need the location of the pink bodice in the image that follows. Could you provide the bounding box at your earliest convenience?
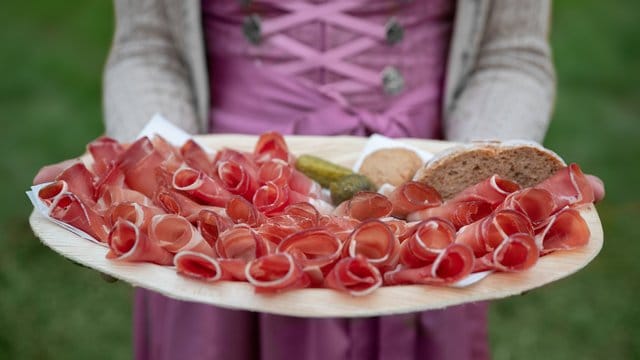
[202,0,455,138]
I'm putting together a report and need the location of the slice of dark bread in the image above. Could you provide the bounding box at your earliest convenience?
[413,141,566,200]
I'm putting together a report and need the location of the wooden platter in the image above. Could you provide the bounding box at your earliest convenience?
[29,135,604,318]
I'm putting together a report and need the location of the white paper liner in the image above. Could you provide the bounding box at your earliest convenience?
[27,118,492,289]
[26,183,106,247]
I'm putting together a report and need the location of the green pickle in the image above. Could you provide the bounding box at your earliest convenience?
[295,154,376,204]
[330,174,377,205]
[295,154,354,188]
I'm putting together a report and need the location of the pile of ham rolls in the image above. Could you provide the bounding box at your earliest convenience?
[36,132,599,296]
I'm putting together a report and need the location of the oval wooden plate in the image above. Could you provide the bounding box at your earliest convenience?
[29,135,604,318]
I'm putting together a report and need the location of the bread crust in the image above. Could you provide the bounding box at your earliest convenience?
[359,148,423,188]
[414,142,566,200]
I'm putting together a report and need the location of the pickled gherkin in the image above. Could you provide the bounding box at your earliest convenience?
[295,155,354,188]
[330,174,376,205]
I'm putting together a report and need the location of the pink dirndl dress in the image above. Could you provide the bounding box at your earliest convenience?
[133,1,490,359]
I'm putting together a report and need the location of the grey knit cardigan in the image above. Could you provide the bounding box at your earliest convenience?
[103,0,555,143]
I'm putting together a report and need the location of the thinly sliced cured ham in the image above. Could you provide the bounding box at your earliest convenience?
[124,150,168,198]
[324,256,383,296]
[387,182,442,218]
[253,131,291,164]
[258,159,322,198]
[38,180,69,209]
[245,253,311,293]
[225,196,266,227]
[253,182,310,215]
[98,185,155,208]
[384,243,474,285]
[536,163,595,212]
[333,192,392,221]
[496,188,555,227]
[174,251,231,282]
[453,175,520,206]
[399,218,456,268]
[535,207,590,253]
[474,233,539,272]
[172,166,233,207]
[257,215,304,245]
[346,220,399,269]
[49,192,109,243]
[216,226,272,280]
[180,139,212,175]
[197,209,234,247]
[407,199,493,229]
[213,148,257,173]
[107,220,173,265]
[284,202,320,229]
[217,160,259,200]
[456,209,533,256]
[87,136,125,177]
[106,202,163,232]
[318,215,359,242]
[156,189,208,222]
[151,135,183,171]
[55,163,96,204]
[277,228,342,269]
[149,214,215,256]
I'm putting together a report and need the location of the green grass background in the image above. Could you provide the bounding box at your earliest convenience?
[1,1,638,359]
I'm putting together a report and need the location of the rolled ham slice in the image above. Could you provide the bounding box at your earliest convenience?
[324,256,383,296]
[318,215,359,243]
[453,175,521,206]
[180,139,212,175]
[407,199,493,229]
[496,188,555,227]
[535,207,590,253]
[225,196,266,227]
[536,163,595,212]
[98,185,155,208]
[55,163,96,204]
[49,192,109,243]
[253,131,291,164]
[346,220,399,269]
[253,182,310,215]
[245,253,311,293]
[173,166,233,207]
[87,136,124,177]
[456,209,533,256]
[216,226,272,280]
[197,209,234,247]
[107,220,173,265]
[474,233,539,272]
[156,189,208,222]
[149,214,215,256]
[399,218,456,268]
[217,160,259,200]
[38,180,69,209]
[384,243,474,285]
[106,202,163,232]
[277,228,343,269]
[333,192,392,221]
[284,202,320,229]
[408,175,520,228]
[174,251,231,282]
[257,215,304,245]
[258,159,322,198]
[388,182,442,218]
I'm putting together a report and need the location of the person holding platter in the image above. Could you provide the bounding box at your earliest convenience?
[64,1,559,359]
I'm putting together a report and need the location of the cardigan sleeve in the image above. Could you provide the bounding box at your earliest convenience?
[444,0,556,143]
[103,0,201,142]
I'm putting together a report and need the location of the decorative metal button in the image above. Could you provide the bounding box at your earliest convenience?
[381,66,404,95]
[243,14,261,45]
[385,18,404,45]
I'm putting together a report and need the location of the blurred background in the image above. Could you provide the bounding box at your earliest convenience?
[1,1,638,359]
